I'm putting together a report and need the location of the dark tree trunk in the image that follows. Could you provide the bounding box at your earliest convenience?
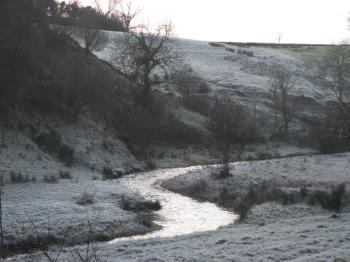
[0,184,4,257]
[1,125,4,147]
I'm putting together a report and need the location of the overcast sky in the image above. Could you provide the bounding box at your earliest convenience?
[83,0,350,43]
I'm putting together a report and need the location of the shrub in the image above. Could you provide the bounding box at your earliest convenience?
[76,191,95,206]
[186,179,208,198]
[209,98,259,153]
[212,164,232,179]
[59,170,73,179]
[172,64,211,115]
[145,158,156,170]
[209,42,224,48]
[182,95,211,116]
[32,131,75,167]
[256,152,273,160]
[218,186,237,206]
[119,197,130,210]
[235,182,291,222]
[58,145,74,167]
[309,184,346,212]
[9,171,32,183]
[225,47,236,53]
[238,49,254,56]
[102,167,119,180]
[135,214,153,227]
[33,131,61,153]
[43,175,58,184]
[44,28,69,48]
[119,196,161,211]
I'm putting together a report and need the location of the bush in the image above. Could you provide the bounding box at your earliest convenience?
[182,95,211,116]
[59,170,73,179]
[212,164,232,179]
[186,179,208,198]
[102,167,119,180]
[33,131,61,153]
[209,98,259,151]
[238,49,254,56]
[145,158,156,170]
[58,145,74,167]
[76,191,95,206]
[308,184,346,212]
[44,28,69,48]
[300,186,308,199]
[10,171,30,183]
[119,196,161,211]
[225,47,236,53]
[43,175,59,184]
[32,131,75,167]
[235,182,291,222]
[209,42,224,48]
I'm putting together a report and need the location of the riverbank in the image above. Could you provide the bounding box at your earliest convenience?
[6,153,350,261]
[13,203,350,261]
[163,153,350,216]
[2,120,350,261]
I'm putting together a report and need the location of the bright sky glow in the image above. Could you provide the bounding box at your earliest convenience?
[82,0,350,43]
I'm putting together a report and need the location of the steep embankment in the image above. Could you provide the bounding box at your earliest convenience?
[0,26,157,255]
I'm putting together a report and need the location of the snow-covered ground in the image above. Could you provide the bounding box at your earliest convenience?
[8,153,350,261]
[163,153,350,198]
[4,30,347,261]
[18,204,350,261]
[0,118,153,249]
[96,32,323,102]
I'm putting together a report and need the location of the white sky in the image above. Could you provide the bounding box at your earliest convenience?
[82,0,350,43]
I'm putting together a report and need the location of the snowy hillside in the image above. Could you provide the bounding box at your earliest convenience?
[95,32,323,102]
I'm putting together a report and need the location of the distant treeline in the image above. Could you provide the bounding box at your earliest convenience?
[43,0,125,31]
[223,42,334,48]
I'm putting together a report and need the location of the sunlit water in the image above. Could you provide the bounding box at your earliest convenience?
[109,166,237,243]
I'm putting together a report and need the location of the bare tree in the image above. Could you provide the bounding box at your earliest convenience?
[312,42,350,142]
[0,174,4,258]
[276,32,283,44]
[75,14,109,53]
[0,175,4,254]
[209,98,257,177]
[115,22,178,106]
[119,1,140,32]
[268,65,300,138]
[94,0,120,17]
[315,43,350,110]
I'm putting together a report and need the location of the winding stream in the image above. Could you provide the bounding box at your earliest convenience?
[109,166,237,243]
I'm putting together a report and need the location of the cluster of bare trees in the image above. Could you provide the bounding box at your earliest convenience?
[311,42,350,151]
[72,0,140,53]
[268,64,301,139]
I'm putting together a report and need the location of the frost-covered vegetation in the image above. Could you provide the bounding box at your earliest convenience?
[1,0,350,261]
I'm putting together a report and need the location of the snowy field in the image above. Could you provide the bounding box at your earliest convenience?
[96,32,324,102]
[11,153,350,261]
[0,118,153,249]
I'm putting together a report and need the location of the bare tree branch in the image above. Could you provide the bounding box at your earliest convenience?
[119,1,140,32]
[94,0,120,17]
[268,64,301,138]
[113,22,179,106]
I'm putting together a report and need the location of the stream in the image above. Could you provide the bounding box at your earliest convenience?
[109,166,237,243]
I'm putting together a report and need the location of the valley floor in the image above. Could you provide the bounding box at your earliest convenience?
[8,153,350,261]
